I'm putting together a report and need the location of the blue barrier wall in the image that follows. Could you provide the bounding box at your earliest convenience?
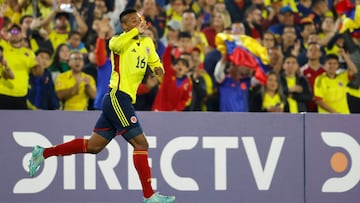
[0,111,359,203]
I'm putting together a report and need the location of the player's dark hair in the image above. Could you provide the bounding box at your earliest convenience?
[119,8,137,23]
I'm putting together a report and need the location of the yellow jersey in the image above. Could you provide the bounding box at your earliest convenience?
[108,28,163,103]
[55,70,96,111]
[0,40,37,97]
[286,77,299,113]
[262,93,284,111]
[314,71,350,114]
[48,31,68,51]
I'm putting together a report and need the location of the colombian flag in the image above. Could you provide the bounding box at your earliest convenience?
[215,33,270,85]
[336,0,360,37]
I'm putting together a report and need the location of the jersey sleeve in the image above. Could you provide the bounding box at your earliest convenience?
[146,38,163,72]
[109,28,139,53]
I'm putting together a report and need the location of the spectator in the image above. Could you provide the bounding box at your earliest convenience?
[94,0,109,20]
[297,32,326,66]
[172,31,194,59]
[214,55,252,112]
[55,51,96,111]
[191,47,213,99]
[280,25,300,57]
[89,20,112,110]
[299,18,316,46]
[27,16,54,54]
[200,0,219,28]
[67,30,88,54]
[160,19,181,47]
[0,46,14,80]
[308,0,328,32]
[166,0,186,23]
[142,0,167,39]
[0,23,37,109]
[181,51,207,111]
[314,51,358,114]
[243,4,263,41]
[181,9,210,60]
[3,1,21,24]
[280,55,312,113]
[202,9,232,48]
[231,21,245,35]
[49,43,71,81]
[82,49,97,110]
[72,0,95,37]
[203,48,222,112]
[27,48,59,110]
[297,0,312,17]
[343,30,360,113]
[19,0,54,18]
[268,46,284,74]
[249,71,287,112]
[300,42,325,112]
[224,0,252,23]
[260,0,283,31]
[318,11,340,52]
[262,31,276,49]
[39,3,88,51]
[184,0,202,17]
[268,5,296,44]
[152,44,192,111]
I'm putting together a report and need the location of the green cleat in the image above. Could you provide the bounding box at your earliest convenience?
[143,192,175,203]
[28,145,44,177]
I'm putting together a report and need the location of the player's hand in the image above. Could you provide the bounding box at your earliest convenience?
[137,20,148,34]
[153,67,164,77]
[146,75,159,89]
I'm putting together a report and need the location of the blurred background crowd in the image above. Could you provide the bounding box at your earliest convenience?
[0,0,360,114]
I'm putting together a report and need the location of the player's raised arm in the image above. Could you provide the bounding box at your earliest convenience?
[109,12,148,53]
[109,28,139,53]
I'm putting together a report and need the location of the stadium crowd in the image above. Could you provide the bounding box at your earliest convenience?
[0,0,360,113]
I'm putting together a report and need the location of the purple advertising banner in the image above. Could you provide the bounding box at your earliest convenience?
[0,111,304,203]
[305,113,360,203]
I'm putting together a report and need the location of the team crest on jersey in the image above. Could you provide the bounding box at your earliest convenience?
[146,47,150,55]
[130,116,137,123]
[338,82,343,87]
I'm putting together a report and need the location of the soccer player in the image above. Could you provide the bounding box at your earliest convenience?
[28,8,176,203]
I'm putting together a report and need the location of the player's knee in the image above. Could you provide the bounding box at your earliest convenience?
[131,134,149,150]
[87,145,105,154]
